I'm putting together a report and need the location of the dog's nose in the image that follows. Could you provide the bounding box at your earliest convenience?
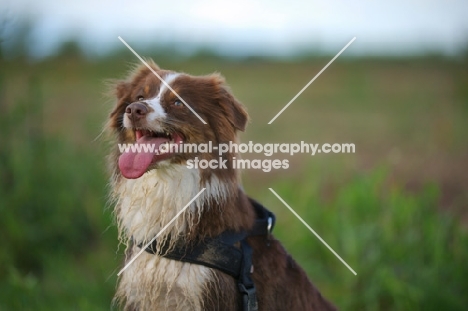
[126,102,148,119]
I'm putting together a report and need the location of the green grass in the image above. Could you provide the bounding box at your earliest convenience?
[258,168,468,310]
[0,51,467,310]
[0,72,119,310]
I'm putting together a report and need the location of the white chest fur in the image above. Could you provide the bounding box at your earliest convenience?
[112,165,228,310]
[117,246,213,310]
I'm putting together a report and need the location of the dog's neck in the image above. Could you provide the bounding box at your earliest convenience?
[112,164,254,246]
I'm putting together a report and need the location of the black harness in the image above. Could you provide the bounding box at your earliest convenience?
[138,199,276,311]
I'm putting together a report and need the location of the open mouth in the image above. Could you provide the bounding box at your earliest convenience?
[135,129,173,141]
[118,128,183,179]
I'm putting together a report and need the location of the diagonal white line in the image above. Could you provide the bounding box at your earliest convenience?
[117,36,207,125]
[117,188,206,276]
[268,188,357,275]
[268,36,356,124]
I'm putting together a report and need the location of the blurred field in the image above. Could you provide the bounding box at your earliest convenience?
[1,49,467,310]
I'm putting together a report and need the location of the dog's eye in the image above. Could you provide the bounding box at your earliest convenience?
[137,96,144,101]
[174,100,183,107]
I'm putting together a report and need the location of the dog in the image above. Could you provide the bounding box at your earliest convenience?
[107,60,336,310]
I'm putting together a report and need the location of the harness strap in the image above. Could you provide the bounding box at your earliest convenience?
[238,239,258,311]
[143,231,246,278]
[249,198,276,237]
[137,198,275,311]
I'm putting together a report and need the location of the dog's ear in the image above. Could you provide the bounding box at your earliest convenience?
[115,80,130,100]
[108,80,130,120]
[221,89,248,132]
[111,60,160,103]
[214,75,248,132]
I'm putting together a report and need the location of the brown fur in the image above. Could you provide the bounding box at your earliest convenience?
[107,60,336,310]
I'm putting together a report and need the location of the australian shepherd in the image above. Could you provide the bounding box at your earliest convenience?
[106,60,336,310]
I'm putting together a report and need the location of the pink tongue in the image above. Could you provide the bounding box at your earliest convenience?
[118,136,169,179]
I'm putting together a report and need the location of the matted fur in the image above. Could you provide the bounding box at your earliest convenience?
[112,165,228,310]
[111,164,230,245]
[116,247,213,310]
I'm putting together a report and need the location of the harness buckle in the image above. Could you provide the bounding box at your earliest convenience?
[267,216,273,233]
[266,216,273,246]
[238,282,258,311]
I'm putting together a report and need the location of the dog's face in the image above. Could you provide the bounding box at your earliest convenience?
[109,62,248,179]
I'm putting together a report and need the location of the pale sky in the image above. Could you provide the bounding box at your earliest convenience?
[3,0,468,58]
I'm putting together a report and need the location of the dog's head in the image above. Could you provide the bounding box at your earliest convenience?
[108,61,248,179]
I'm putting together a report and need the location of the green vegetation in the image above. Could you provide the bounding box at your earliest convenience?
[0,46,467,310]
[265,170,467,310]
[0,67,119,310]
